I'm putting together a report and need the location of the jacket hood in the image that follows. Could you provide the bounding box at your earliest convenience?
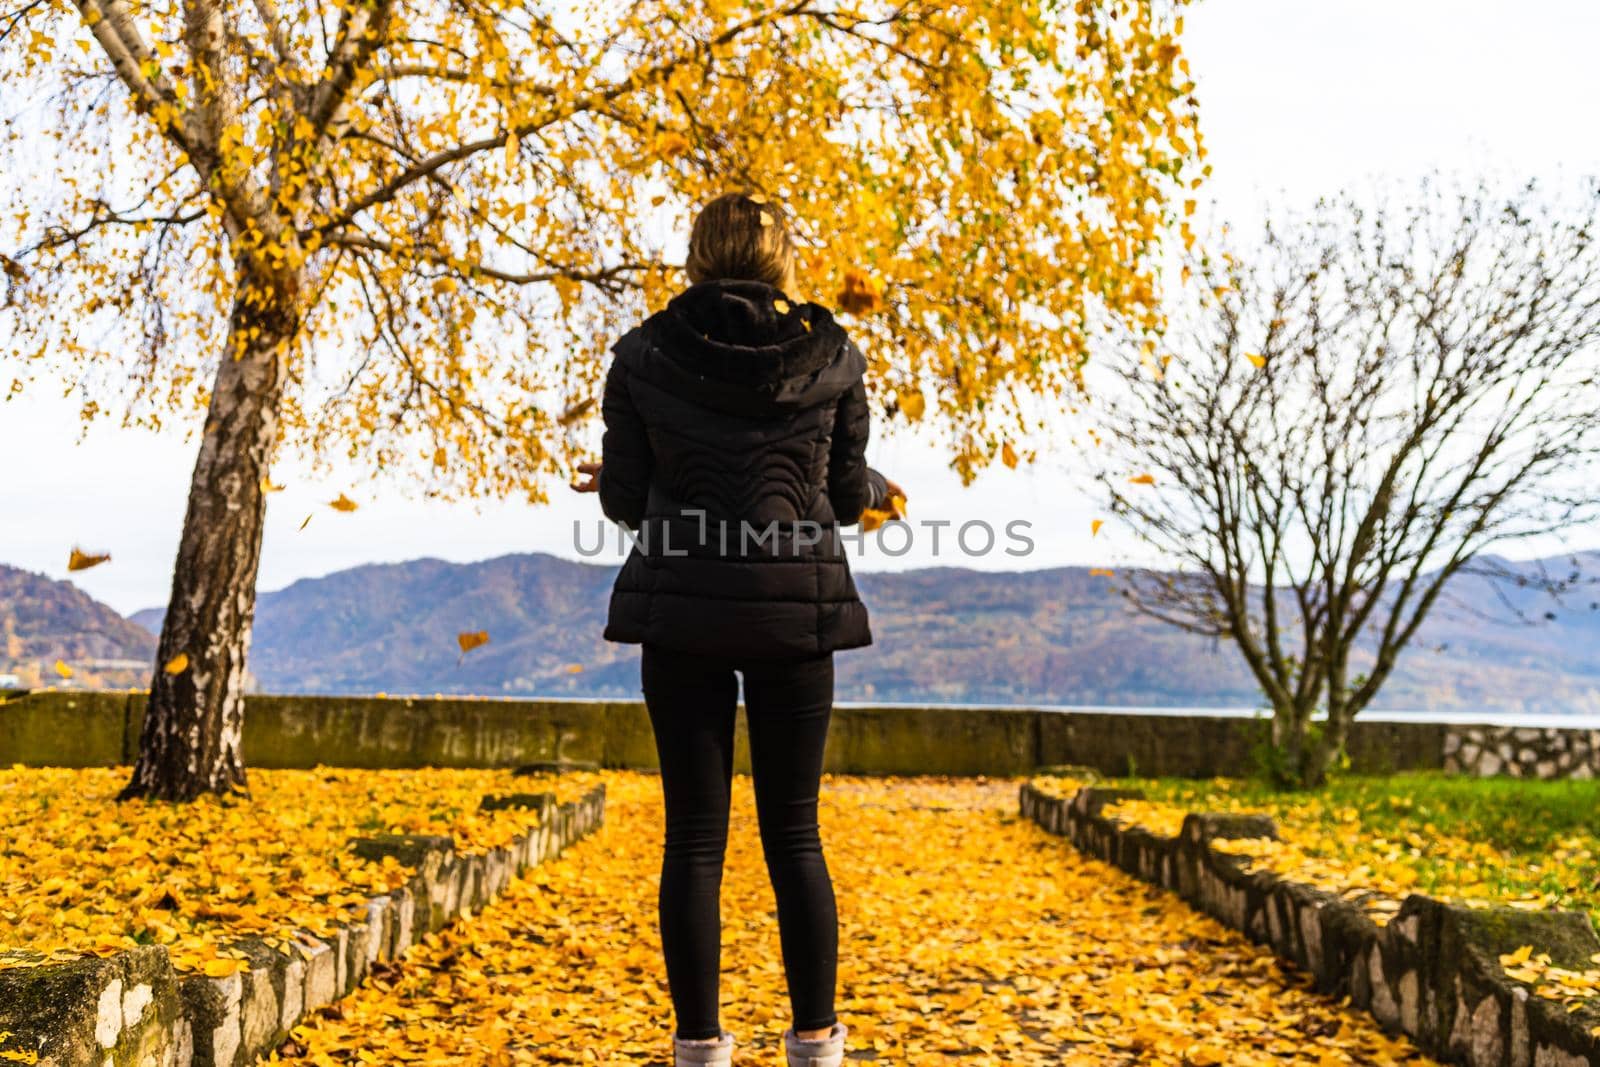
[612,279,864,415]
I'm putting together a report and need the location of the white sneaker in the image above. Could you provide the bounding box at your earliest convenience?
[674,1030,734,1066]
[784,1022,847,1067]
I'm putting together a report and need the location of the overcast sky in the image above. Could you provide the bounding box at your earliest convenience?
[6,0,1600,615]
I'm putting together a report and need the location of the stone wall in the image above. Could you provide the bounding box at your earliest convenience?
[1019,783,1600,1067]
[4,689,1599,780]
[0,690,1446,778]
[0,785,606,1067]
[1445,724,1600,780]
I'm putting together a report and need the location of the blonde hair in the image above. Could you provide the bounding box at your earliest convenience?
[685,192,798,293]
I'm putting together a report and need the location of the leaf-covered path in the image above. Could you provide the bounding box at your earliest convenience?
[276,773,1437,1065]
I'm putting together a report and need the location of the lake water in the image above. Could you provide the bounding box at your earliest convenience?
[832,700,1600,730]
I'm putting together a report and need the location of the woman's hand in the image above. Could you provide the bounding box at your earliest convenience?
[860,475,908,531]
[883,477,907,518]
[571,461,602,493]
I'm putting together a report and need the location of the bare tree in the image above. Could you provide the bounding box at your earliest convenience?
[1094,181,1600,786]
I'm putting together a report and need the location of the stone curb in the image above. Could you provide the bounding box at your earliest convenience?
[0,784,606,1066]
[1019,783,1600,1067]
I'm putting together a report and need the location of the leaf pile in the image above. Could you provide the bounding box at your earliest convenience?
[1497,945,1600,1019]
[0,766,599,974]
[277,773,1435,1065]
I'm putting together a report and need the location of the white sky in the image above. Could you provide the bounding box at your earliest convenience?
[6,0,1600,615]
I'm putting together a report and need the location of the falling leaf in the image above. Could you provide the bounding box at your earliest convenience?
[758,211,774,227]
[457,631,490,654]
[897,389,926,421]
[773,298,791,314]
[298,515,313,531]
[1245,351,1267,369]
[557,399,594,426]
[837,270,883,315]
[1129,473,1157,486]
[1091,519,1104,537]
[53,660,73,679]
[1001,442,1019,469]
[67,548,110,572]
[328,494,359,512]
[1089,567,1115,578]
[163,653,189,675]
[887,492,908,519]
[566,664,584,674]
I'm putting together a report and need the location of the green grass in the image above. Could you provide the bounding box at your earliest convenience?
[1112,772,1600,925]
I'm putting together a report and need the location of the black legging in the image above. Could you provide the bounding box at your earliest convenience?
[641,644,839,1041]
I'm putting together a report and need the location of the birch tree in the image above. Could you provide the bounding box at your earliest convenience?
[1,0,1204,799]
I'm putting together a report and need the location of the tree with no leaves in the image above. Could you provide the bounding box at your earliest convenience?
[1094,182,1600,787]
[1,0,1205,799]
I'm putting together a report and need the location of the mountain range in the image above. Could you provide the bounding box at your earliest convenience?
[112,551,1600,712]
[7,552,1599,712]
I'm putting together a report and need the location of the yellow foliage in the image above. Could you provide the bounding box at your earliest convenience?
[278,774,1437,1065]
[2,0,1205,490]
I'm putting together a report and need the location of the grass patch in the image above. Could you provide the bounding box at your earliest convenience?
[1126,773,1600,927]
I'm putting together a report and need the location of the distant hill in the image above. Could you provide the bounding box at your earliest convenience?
[127,551,1600,713]
[0,564,156,686]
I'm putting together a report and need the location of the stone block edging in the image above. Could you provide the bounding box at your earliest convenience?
[1019,783,1600,1067]
[0,784,607,1066]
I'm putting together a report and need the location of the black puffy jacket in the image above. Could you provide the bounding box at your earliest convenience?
[598,278,888,658]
